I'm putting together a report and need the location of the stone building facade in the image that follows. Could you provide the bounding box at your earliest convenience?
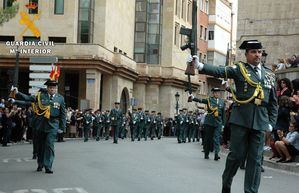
[0,0,207,118]
[236,0,299,66]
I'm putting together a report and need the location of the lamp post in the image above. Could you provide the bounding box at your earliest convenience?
[261,50,268,66]
[13,45,20,87]
[175,92,180,114]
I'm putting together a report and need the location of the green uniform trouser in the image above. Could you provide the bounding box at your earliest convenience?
[136,123,144,140]
[188,124,195,142]
[203,125,216,156]
[104,125,110,140]
[37,130,57,170]
[95,126,102,141]
[32,129,38,156]
[178,125,184,142]
[143,125,150,140]
[214,124,222,155]
[83,127,90,141]
[156,125,162,139]
[222,124,264,193]
[111,124,119,143]
[131,124,137,141]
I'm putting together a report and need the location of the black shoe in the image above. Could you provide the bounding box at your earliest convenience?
[138,138,140,141]
[282,159,292,163]
[32,154,37,159]
[36,166,43,172]
[204,154,209,159]
[45,169,53,174]
[178,141,181,143]
[113,141,118,144]
[261,167,265,172]
[276,158,285,163]
[214,154,220,161]
[222,187,231,193]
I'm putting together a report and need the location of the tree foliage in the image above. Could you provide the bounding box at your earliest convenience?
[0,1,19,26]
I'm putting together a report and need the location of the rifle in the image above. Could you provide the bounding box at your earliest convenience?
[180,0,197,102]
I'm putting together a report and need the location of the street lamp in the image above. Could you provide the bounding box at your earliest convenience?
[261,50,268,66]
[175,92,180,114]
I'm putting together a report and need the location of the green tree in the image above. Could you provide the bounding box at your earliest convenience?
[0,0,19,26]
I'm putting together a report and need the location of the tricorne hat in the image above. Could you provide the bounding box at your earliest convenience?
[239,40,262,50]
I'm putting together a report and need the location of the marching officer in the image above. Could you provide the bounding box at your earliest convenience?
[104,110,111,140]
[190,88,226,160]
[144,110,151,141]
[110,102,123,144]
[177,109,184,143]
[188,40,278,193]
[130,108,139,141]
[182,108,188,143]
[187,111,194,142]
[137,107,145,141]
[83,108,93,142]
[93,109,103,141]
[11,79,66,174]
[119,113,127,139]
[150,110,157,140]
[156,112,164,140]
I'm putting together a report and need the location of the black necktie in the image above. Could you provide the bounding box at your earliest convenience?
[254,67,260,78]
[50,95,53,100]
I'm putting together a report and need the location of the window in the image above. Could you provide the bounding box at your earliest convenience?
[0,36,14,42]
[23,36,40,42]
[29,0,39,14]
[3,0,13,9]
[54,0,64,14]
[208,31,214,40]
[134,0,162,64]
[78,0,95,43]
[200,25,203,38]
[204,28,207,40]
[48,37,66,43]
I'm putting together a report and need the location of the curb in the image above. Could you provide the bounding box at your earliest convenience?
[220,148,299,174]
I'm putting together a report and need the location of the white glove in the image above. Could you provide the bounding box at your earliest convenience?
[8,98,15,103]
[187,55,204,70]
[188,93,194,100]
[266,124,273,132]
[10,86,18,94]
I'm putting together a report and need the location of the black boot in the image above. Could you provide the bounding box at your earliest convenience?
[214,154,220,161]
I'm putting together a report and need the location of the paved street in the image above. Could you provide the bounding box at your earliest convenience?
[0,138,298,193]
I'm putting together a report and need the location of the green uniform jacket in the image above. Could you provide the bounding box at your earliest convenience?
[110,108,123,126]
[193,97,225,127]
[201,62,278,131]
[16,91,66,133]
[83,114,93,129]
